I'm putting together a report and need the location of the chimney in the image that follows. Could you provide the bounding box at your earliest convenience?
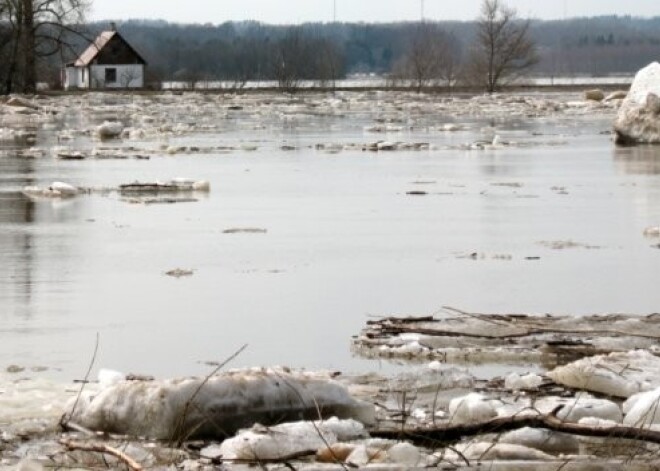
[110,22,117,32]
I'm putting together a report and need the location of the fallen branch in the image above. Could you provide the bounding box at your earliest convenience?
[60,439,144,471]
[371,407,660,448]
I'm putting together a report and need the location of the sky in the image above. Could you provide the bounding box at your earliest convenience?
[90,0,658,25]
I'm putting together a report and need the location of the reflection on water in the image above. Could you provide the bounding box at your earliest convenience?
[614,145,660,175]
[0,194,35,319]
[1,107,659,381]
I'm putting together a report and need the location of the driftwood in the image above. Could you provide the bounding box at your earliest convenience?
[353,307,660,366]
[60,439,144,471]
[371,407,660,448]
[369,307,660,341]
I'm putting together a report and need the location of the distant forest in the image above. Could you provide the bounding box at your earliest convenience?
[51,16,660,87]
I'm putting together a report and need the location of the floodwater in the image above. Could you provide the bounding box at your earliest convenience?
[1,91,659,381]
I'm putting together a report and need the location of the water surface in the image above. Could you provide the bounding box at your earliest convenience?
[1,94,659,380]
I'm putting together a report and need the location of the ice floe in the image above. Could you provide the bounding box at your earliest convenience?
[68,368,375,440]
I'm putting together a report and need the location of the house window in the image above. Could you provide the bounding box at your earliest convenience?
[105,68,117,83]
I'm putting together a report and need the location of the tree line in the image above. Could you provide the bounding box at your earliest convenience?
[2,0,660,94]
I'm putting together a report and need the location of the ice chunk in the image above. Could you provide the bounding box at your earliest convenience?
[448,393,498,424]
[345,445,387,466]
[505,373,543,391]
[68,368,375,440]
[386,442,422,466]
[22,182,78,199]
[218,418,366,461]
[584,89,605,101]
[547,350,660,398]
[623,387,660,427]
[447,442,555,461]
[499,427,580,455]
[13,460,45,471]
[644,226,660,238]
[605,91,628,102]
[96,121,123,139]
[614,62,660,144]
[554,395,622,423]
[50,182,78,197]
[192,180,210,191]
[7,97,39,110]
[0,372,86,425]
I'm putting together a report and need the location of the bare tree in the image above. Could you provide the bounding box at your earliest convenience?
[120,67,140,88]
[0,0,89,94]
[467,0,538,93]
[315,38,344,90]
[390,24,461,93]
[272,28,308,93]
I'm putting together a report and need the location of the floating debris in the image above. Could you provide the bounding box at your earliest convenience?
[223,228,268,234]
[643,226,660,238]
[538,240,601,250]
[119,179,210,194]
[165,268,195,278]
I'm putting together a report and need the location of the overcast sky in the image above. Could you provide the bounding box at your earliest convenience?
[90,0,658,24]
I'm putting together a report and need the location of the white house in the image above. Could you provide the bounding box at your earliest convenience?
[64,27,147,90]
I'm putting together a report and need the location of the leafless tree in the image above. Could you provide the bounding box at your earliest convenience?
[120,67,140,88]
[0,0,89,94]
[392,24,462,93]
[466,0,538,93]
[272,28,308,93]
[315,38,344,90]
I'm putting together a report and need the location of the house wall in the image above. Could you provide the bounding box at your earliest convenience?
[64,67,85,90]
[89,64,144,89]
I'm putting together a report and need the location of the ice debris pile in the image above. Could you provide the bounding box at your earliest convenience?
[8,346,660,469]
[615,62,660,144]
[353,311,660,365]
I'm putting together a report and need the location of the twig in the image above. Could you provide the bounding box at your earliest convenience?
[59,439,143,471]
[60,421,96,437]
[172,344,248,446]
[60,333,100,430]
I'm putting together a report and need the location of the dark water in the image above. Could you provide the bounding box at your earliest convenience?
[1,103,659,381]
